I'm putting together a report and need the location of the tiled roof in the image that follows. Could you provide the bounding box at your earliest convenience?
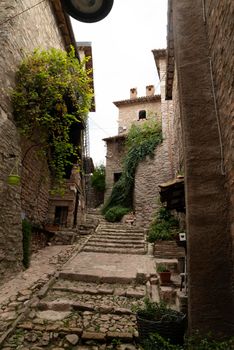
[103,134,126,142]
[113,94,161,107]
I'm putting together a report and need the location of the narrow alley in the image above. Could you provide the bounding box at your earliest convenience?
[0,210,183,349]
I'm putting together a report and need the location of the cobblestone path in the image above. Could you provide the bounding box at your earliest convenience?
[0,211,183,349]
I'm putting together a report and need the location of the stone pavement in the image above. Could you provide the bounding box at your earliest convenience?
[0,212,183,349]
[59,252,156,284]
[0,244,79,305]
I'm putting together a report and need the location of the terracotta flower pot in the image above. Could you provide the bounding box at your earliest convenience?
[159,271,171,284]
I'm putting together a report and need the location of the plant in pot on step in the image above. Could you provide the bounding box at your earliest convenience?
[135,298,186,345]
[157,264,171,284]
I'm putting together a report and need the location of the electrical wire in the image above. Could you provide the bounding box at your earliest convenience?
[0,0,46,27]
[209,57,225,175]
[88,114,113,137]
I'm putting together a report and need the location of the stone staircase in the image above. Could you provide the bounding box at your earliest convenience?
[82,221,146,255]
[1,212,187,349]
[4,276,146,349]
[150,258,188,314]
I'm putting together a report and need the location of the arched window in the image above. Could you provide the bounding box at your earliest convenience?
[138,110,147,120]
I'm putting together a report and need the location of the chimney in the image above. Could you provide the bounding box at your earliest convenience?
[146,85,155,97]
[130,88,137,99]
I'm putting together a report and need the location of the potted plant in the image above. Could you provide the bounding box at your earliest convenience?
[135,298,186,345]
[157,264,171,284]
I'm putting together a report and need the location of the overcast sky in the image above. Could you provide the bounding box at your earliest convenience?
[71,1,168,165]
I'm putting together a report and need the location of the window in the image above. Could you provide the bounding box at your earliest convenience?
[138,110,147,120]
[54,206,68,226]
[114,172,122,183]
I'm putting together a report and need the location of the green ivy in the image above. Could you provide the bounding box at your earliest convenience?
[102,120,162,218]
[147,207,180,242]
[91,164,106,192]
[104,206,130,222]
[12,47,93,192]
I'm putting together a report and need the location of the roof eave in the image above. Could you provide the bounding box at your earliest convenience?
[152,49,167,78]
[51,0,79,57]
[113,94,161,107]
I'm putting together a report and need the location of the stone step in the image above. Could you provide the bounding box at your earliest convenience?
[50,286,146,300]
[86,241,145,249]
[159,285,177,305]
[82,246,146,255]
[89,237,145,244]
[96,231,144,238]
[16,322,138,346]
[176,290,188,314]
[78,229,93,236]
[37,300,135,315]
[98,227,143,233]
[93,232,145,242]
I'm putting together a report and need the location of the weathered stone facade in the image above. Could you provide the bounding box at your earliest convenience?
[0,1,85,278]
[105,73,177,226]
[167,0,234,336]
[104,88,163,207]
[104,135,126,201]
[113,88,161,134]
[135,53,178,227]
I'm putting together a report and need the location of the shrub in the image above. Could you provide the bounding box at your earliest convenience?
[104,206,130,222]
[142,333,183,350]
[147,207,179,242]
[185,333,234,350]
[136,298,184,323]
[22,219,32,268]
[12,47,93,192]
[141,332,234,350]
[91,164,105,192]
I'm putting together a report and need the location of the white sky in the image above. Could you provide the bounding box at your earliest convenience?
[71,1,168,165]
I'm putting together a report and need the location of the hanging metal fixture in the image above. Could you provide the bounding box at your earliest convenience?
[61,0,114,23]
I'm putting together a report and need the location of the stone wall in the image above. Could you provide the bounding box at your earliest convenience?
[171,68,184,174]
[104,138,125,201]
[0,0,68,277]
[117,100,161,134]
[135,57,177,227]
[205,0,234,297]
[21,140,51,224]
[86,176,104,208]
[172,0,234,335]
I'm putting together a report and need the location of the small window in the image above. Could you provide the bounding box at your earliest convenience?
[54,206,68,226]
[114,172,122,183]
[138,110,147,120]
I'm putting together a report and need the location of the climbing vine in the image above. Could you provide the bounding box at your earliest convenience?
[103,120,163,219]
[12,47,93,191]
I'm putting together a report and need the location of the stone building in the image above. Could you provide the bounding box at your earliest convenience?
[162,0,234,336]
[0,1,94,278]
[104,71,178,226]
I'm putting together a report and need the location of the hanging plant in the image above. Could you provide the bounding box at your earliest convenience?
[7,157,21,186]
[103,120,163,219]
[11,47,93,192]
